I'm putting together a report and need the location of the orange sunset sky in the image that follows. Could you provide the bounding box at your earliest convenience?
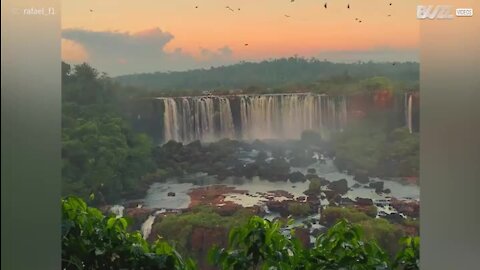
[62,0,419,75]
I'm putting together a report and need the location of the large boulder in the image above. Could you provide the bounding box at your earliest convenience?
[266,200,291,217]
[355,197,374,206]
[353,171,370,184]
[383,213,405,224]
[288,171,306,183]
[327,179,349,195]
[339,197,355,206]
[368,181,384,194]
[391,198,419,218]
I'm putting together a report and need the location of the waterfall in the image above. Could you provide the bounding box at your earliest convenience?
[160,94,347,143]
[141,209,166,240]
[405,93,413,134]
[110,205,125,218]
[219,97,235,138]
[163,98,179,142]
[141,215,156,240]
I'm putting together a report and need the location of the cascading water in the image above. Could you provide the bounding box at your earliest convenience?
[159,94,347,143]
[110,205,125,218]
[218,97,235,138]
[141,215,156,240]
[405,93,413,134]
[141,209,166,240]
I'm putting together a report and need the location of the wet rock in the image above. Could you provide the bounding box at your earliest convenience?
[167,192,176,197]
[391,198,419,218]
[383,213,404,224]
[289,171,306,183]
[383,188,391,194]
[368,181,384,193]
[355,197,374,206]
[339,197,355,206]
[352,183,361,188]
[327,179,349,195]
[353,171,370,184]
[124,200,144,208]
[266,200,291,217]
[307,168,316,174]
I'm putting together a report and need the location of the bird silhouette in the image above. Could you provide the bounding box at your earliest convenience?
[324,3,327,9]
[244,43,249,46]
[89,9,94,12]
[291,0,295,2]
[389,3,392,6]
[348,4,350,9]
[195,6,198,9]
[388,14,391,17]
[285,14,291,18]
[226,6,234,12]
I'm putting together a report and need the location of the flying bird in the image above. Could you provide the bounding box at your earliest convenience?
[244,43,249,46]
[347,4,350,9]
[89,9,94,12]
[388,14,391,17]
[324,3,327,9]
[195,6,198,9]
[355,18,358,20]
[389,3,392,6]
[226,6,234,12]
[285,14,291,18]
[291,0,295,2]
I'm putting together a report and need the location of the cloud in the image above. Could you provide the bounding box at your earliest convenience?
[316,47,419,63]
[62,28,235,75]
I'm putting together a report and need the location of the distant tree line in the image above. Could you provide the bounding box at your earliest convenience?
[115,57,419,94]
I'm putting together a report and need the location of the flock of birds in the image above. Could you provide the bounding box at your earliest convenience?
[192,1,395,27]
[89,1,396,51]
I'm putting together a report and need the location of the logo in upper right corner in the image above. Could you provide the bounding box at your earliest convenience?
[417,5,474,19]
[417,5,454,19]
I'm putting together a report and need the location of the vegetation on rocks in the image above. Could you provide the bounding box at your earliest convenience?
[63,197,419,270]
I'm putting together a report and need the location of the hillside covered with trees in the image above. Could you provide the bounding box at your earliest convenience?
[115,58,419,94]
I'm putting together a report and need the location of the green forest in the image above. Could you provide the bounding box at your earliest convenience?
[115,57,419,95]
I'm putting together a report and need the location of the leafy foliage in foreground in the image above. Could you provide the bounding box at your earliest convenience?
[309,220,390,270]
[394,236,420,270]
[209,216,306,270]
[61,196,196,270]
[209,218,391,270]
[62,197,419,269]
